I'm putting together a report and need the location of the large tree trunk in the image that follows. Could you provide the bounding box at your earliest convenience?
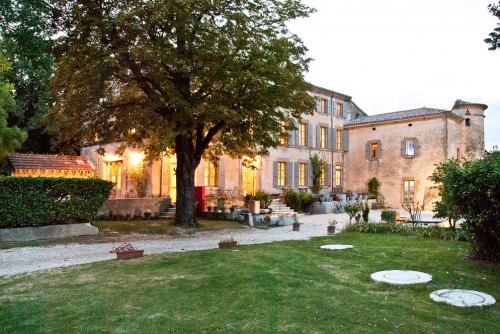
[174,135,199,227]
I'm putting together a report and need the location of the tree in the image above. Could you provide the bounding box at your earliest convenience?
[0,54,27,158]
[309,152,327,194]
[485,2,500,50]
[44,0,315,226]
[0,0,55,153]
[429,150,500,261]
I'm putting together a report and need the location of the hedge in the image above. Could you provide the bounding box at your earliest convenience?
[0,176,114,228]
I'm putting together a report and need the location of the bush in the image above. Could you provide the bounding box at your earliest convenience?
[362,203,370,222]
[0,176,114,228]
[245,190,272,209]
[283,188,315,213]
[381,210,396,223]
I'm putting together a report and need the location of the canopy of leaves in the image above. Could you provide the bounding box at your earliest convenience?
[0,0,55,153]
[429,150,500,261]
[309,152,327,194]
[45,0,315,161]
[0,54,27,158]
[485,2,500,50]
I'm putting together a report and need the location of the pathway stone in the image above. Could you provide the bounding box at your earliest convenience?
[320,244,353,250]
[371,270,432,285]
[430,289,496,307]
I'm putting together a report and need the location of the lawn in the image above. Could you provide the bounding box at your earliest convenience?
[1,233,498,333]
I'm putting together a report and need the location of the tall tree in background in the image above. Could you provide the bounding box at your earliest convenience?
[485,2,500,50]
[45,0,315,226]
[0,0,55,153]
[0,54,27,158]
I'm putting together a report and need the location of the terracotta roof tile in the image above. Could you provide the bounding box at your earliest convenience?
[345,107,450,127]
[7,153,95,171]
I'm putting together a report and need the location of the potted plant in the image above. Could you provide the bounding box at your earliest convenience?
[292,214,300,231]
[110,243,144,260]
[327,219,337,235]
[218,236,237,249]
[144,208,152,220]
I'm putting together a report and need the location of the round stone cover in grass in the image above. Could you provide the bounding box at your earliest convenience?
[371,270,432,285]
[430,289,496,307]
[320,245,353,251]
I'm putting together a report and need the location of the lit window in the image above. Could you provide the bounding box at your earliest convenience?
[298,163,306,186]
[299,123,307,146]
[320,127,327,149]
[278,162,287,187]
[105,160,122,189]
[371,143,379,158]
[321,99,328,113]
[337,103,343,117]
[335,165,342,187]
[336,130,342,151]
[320,165,327,186]
[204,161,218,186]
[403,180,414,203]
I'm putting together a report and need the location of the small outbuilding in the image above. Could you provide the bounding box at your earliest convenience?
[1,153,95,178]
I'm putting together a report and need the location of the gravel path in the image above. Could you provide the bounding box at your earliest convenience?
[1,210,439,277]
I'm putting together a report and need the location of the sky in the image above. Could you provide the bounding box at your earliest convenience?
[288,0,500,150]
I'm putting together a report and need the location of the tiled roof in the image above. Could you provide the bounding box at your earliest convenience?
[6,153,95,171]
[345,107,450,127]
[453,99,488,110]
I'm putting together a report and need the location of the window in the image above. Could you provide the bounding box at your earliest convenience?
[298,163,307,186]
[371,143,379,158]
[336,130,342,151]
[406,140,415,156]
[105,161,122,189]
[321,99,328,113]
[204,161,218,186]
[277,162,287,187]
[320,127,328,149]
[299,123,307,146]
[337,103,343,117]
[335,165,342,187]
[465,118,471,127]
[403,180,415,203]
[320,166,326,186]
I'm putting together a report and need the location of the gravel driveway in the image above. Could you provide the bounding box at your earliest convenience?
[0,211,390,277]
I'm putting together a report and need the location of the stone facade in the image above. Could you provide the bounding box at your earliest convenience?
[81,85,486,210]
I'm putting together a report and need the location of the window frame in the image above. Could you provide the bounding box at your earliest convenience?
[299,123,307,147]
[336,129,342,151]
[204,161,218,187]
[277,162,287,187]
[335,165,343,188]
[298,163,307,186]
[319,126,328,149]
[403,179,415,203]
[104,160,123,189]
[321,99,328,114]
[336,103,343,117]
[371,142,379,159]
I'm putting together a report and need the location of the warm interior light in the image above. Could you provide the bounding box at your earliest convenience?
[104,153,121,162]
[129,152,144,166]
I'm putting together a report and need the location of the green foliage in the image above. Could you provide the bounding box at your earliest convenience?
[429,150,500,261]
[344,203,361,224]
[309,153,327,194]
[485,2,500,50]
[0,176,114,228]
[245,190,272,209]
[362,203,370,223]
[0,54,27,158]
[128,164,149,198]
[283,188,315,213]
[381,210,396,223]
[344,222,468,241]
[367,177,380,198]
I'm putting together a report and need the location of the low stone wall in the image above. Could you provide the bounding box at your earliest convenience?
[309,200,377,214]
[0,223,99,242]
[102,197,171,217]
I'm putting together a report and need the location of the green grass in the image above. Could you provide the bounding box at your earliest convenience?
[1,233,499,333]
[93,219,245,235]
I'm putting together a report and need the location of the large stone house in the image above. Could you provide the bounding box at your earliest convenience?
[81,84,486,210]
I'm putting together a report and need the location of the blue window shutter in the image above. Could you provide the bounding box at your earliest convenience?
[342,104,347,119]
[287,163,293,187]
[273,161,278,188]
[316,125,320,148]
[294,162,299,187]
[307,163,313,187]
[332,100,337,117]
[316,99,321,113]
[307,124,313,147]
[327,99,332,115]
[342,130,349,151]
[327,127,333,150]
[327,164,332,187]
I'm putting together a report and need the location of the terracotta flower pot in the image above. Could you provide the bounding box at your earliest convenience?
[116,250,144,260]
[218,241,237,249]
[292,222,300,231]
[327,225,336,235]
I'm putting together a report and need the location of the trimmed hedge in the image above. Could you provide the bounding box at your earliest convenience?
[0,176,114,228]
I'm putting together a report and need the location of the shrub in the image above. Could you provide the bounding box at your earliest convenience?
[362,203,370,222]
[245,190,272,209]
[344,203,361,224]
[381,210,396,223]
[0,176,114,228]
[283,188,315,213]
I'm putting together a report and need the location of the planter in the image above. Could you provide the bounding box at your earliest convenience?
[327,225,336,235]
[292,222,300,231]
[116,250,144,260]
[144,211,152,220]
[218,241,237,249]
